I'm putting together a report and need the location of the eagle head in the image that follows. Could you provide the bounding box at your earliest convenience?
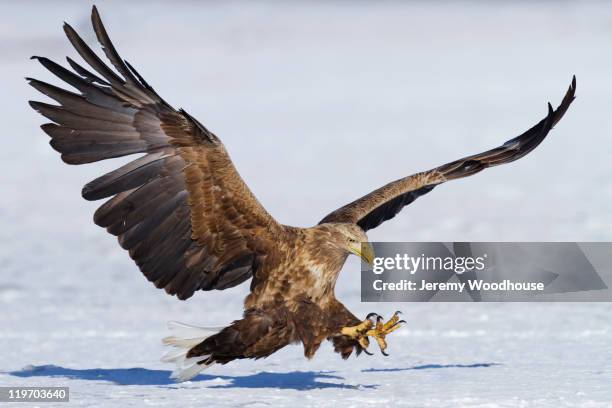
[319,223,374,265]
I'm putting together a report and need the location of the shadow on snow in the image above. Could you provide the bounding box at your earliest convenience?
[363,363,501,372]
[8,363,498,388]
[8,365,377,390]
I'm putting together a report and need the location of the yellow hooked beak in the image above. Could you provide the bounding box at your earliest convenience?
[351,242,375,265]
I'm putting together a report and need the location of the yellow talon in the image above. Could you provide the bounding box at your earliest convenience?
[340,318,372,338]
[340,311,405,356]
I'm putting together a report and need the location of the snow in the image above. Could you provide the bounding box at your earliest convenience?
[1,1,612,406]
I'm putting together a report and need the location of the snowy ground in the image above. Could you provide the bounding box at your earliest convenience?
[1,1,612,406]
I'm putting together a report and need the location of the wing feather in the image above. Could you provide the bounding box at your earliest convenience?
[29,6,281,300]
[320,77,576,231]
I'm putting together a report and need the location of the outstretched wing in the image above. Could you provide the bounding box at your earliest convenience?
[320,77,576,231]
[28,6,282,300]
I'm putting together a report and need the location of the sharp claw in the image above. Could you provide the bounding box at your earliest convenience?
[347,312,402,357]
[387,321,403,331]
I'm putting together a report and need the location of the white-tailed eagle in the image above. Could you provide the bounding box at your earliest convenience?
[28,7,575,381]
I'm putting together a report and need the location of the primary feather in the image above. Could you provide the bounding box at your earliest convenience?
[29,6,281,300]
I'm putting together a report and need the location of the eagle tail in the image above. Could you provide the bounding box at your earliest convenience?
[161,321,221,382]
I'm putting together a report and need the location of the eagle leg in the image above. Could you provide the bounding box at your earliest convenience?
[340,316,375,350]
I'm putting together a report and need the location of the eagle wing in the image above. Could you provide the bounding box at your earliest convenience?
[320,77,576,231]
[29,6,282,300]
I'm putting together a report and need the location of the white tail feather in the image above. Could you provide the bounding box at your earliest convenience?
[171,359,214,382]
[162,321,221,382]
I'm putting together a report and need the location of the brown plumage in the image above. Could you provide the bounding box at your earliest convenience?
[29,7,576,381]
